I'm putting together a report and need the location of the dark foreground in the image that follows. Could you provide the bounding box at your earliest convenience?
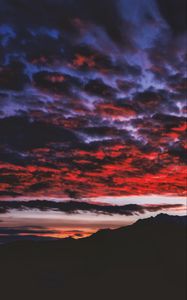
[0,214,186,300]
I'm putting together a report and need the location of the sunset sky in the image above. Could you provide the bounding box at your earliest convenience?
[0,0,186,240]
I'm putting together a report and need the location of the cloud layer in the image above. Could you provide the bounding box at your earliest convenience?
[0,200,184,216]
[0,0,186,198]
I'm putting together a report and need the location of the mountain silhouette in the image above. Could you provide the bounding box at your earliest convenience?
[0,214,186,300]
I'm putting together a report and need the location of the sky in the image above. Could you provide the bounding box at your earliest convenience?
[0,0,186,240]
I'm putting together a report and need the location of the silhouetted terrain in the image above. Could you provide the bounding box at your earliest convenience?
[0,214,186,300]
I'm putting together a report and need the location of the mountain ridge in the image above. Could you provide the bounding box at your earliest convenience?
[0,213,186,300]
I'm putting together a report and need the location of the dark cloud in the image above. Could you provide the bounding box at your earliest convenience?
[33,71,82,95]
[0,191,22,197]
[69,44,138,75]
[0,116,79,150]
[0,174,19,185]
[116,80,140,92]
[0,226,57,235]
[84,79,116,98]
[79,126,120,137]
[0,147,31,166]
[133,90,163,111]
[24,35,64,66]
[27,181,52,192]
[152,114,186,130]
[169,76,187,94]
[0,61,29,91]
[168,143,187,164]
[0,200,184,216]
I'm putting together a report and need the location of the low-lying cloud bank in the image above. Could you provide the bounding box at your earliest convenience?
[0,200,184,216]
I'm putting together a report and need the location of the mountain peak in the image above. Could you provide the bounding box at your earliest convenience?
[135,213,187,226]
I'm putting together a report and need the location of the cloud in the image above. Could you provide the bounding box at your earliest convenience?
[33,71,82,95]
[133,90,163,111]
[0,61,29,91]
[84,78,116,98]
[0,226,57,235]
[0,0,186,198]
[0,0,133,46]
[0,200,184,216]
[0,116,79,150]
